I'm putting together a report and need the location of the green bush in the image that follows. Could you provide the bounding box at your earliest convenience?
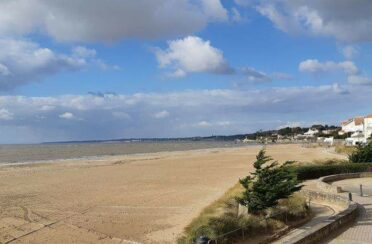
[294,163,372,180]
[349,142,372,163]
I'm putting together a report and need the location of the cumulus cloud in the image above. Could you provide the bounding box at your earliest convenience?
[256,0,372,43]
[0,0,228,43]
[0,39,82,90]
[201,0,228,21]
[0,108,13,120]
[155,36,233,77]
[0,39,114,90]
[0,84,371,143]
[299,59,359,75]
[72,46,97,59]
[59,112,75,120]
[348,75,372,86]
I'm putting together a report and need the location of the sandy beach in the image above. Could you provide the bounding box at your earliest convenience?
[0,144,345,243]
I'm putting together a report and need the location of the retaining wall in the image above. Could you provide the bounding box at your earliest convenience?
[317,172,372,193]
[278,173,368,244]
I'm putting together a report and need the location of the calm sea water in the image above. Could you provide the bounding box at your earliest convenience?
[0,141,251,164]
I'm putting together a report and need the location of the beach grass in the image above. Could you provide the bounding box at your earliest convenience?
[177,183,309,243]
[335,144,356,155]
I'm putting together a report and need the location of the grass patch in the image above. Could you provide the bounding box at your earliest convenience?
[335,144,356,155]
[177,183,242,243]
[311,158,348,165]
[177,185,309,244]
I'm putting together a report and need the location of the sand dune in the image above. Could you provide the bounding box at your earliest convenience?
[0,144,344,243]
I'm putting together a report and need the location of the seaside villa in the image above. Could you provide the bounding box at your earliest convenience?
[304,128,319,137]
[341,115,372,145]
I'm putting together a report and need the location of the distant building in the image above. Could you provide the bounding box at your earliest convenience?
[341,115,372,145]
[364,115,372,141]
[341,117,364,134]
[304,128,319,137]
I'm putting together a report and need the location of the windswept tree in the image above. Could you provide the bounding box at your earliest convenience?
[237,149,302,214]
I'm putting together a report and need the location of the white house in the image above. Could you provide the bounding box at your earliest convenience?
[304,128,319,137]
[324,137,334,146]
[341,117,364,134]
[364,115,372,141]
[342,114,372,145]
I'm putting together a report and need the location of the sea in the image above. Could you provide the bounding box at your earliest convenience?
[0,141,253,165]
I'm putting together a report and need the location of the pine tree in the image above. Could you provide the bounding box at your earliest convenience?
[237,149,302,214]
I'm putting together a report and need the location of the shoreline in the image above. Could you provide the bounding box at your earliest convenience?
[0,143,260,167]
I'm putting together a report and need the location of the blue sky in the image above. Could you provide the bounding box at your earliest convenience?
[0,0,372,143]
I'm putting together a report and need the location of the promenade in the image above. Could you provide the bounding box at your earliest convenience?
[326,178,372,243]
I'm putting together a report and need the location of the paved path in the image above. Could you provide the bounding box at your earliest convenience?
[273,203,336,244]
[325,178,372,244]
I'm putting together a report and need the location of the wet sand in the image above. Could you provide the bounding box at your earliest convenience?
[0,144,345,243]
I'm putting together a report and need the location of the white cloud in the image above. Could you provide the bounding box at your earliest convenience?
[201,0,228,21]
[0,39,86,90]
[278,121,303,129]
[72,46,97,59]
[40,105,55,111]
[59,112,75,120]
[0,0,228,43]
[341,45,358,60]
[0,39,114,90]
[255,1,372,43]
[0,108,13,120]
[348,75,372,86]
[194,121,213,128]
[155,36,233,77]
[0,84,371,143]
[299,59,359,75]
[153,110,170,119]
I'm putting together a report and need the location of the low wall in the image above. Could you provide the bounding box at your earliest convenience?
[317,172,372,193]
[278,173,366,244]
[284,190,358,244]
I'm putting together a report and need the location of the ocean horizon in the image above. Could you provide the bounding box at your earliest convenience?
[0,140,254,165]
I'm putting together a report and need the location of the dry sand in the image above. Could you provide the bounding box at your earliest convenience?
[0,144,345,244]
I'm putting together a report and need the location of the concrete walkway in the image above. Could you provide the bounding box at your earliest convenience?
[325,178,372,244]
[273,203,336,244]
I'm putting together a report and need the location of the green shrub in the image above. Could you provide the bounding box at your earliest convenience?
[178,182,309,243]
[349,142,372,163]
[294,163,372,180]
[311,158,348,165]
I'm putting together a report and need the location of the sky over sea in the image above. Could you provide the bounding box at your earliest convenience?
[0,0,372,143]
